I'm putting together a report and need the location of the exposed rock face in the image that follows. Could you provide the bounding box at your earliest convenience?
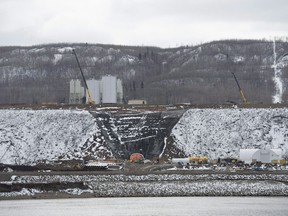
[89,110,185,160]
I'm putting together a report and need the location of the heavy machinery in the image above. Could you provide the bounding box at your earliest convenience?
[72,49,95,104]
[231,72,249,104]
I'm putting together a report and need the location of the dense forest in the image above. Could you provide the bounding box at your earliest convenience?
[0,39,288,105]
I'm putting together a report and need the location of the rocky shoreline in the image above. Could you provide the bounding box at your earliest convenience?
[1,172,288,199]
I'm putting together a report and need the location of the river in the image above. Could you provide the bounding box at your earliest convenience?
[1,197,288,216]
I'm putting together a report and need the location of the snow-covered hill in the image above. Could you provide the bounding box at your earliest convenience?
[1,108,288,165]
[172,108,288,159]
[0,109,112,165]
[0,109,180,165]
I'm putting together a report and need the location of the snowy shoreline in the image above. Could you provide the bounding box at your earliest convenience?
[1,173,288,199]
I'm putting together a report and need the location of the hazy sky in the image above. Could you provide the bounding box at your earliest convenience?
[1,0,287,47]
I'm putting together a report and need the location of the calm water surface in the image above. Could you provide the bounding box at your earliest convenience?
[1,197,288,216]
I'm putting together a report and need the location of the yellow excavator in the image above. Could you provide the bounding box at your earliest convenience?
[72,49,95,104]
[231,72,249,105]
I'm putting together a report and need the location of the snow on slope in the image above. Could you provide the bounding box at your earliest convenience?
[2,108,288,165]
[172,108,288,159]
[0,110,111,165]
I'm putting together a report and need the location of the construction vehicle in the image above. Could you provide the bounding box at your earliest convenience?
[231,72,249,104]
[72,49,95,104]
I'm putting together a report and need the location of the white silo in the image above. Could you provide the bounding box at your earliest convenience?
[87,79,101,104]
[69,79,84,104]
[102,76,117,103]
[117,79,123,104]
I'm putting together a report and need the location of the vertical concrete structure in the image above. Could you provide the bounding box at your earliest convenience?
[87,79,100,104]
[117,79,123,104]
[102,76,117,103]
[69,79,84,104]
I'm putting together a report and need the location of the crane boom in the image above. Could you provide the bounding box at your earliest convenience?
[231,72,249,104]
[72,49,94,104]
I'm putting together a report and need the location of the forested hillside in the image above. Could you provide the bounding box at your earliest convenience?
[0,39,288,104]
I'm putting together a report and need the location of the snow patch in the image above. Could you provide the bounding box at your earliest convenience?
[0,188,42,197]
[159,137,167,158]
[99,55,113,63]
[118,55,137,64]
[272,39,287,104]
[53,54,62,64]
[233,56,245,63]
[28,48,46,53]
[107,48,120,55]
[58,47,73,53]
[214,53,227,61]
[60,188,94,195]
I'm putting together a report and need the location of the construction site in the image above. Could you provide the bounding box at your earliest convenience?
[1,41,288,199]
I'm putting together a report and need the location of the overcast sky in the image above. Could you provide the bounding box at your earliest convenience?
[0,0,287,48]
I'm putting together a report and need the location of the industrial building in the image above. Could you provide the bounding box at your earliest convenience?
[69,76,123,104]
[239,149,283,164]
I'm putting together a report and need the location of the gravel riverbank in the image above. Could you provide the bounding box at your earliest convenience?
[1,172,288,199]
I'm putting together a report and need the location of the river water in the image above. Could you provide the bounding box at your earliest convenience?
[1,197,288,216]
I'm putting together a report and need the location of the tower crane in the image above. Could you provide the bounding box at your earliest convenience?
[72,49,94,104]
[231,72,249,105]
